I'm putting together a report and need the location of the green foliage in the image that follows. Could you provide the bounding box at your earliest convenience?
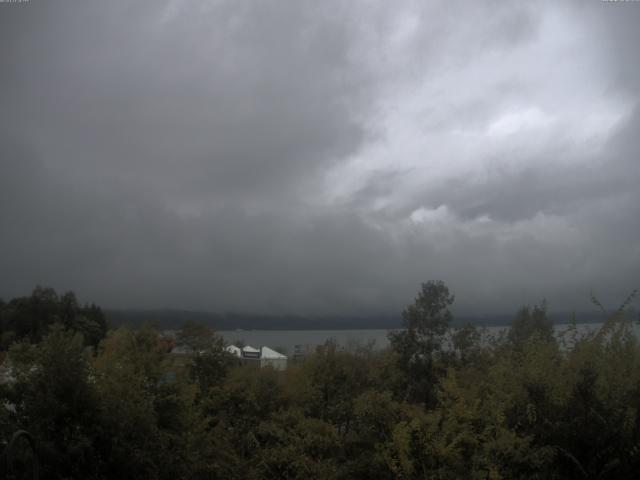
[0,287,107,349]
[300,340,372,425]
[451,322,482,364]
[251,410,342,479]
[177,320,214,352]
[0,284,639,479]
[507,301,554,349]
[4,325,101,479]
[388,280,455,407]
[184,324,238,396]
[189,339,237,395]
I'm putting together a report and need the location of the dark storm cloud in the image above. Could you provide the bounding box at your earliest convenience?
[1,0,638,316]
[1,1,369,204]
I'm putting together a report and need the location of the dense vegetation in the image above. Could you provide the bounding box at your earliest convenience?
[0,283,639,479]
[0,286,107,349]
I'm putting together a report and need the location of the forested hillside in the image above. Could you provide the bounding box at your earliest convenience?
[0,283,639,479]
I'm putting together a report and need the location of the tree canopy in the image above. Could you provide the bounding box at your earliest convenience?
[0,284,639,479]
[0,286,107,349]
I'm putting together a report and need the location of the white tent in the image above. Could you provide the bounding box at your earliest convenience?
[260,346,287,371]
[242,345,261,359]
[225,345,242,358]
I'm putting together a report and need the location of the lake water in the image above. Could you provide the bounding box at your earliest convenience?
[218,323,611,356]
[218,329,393,355]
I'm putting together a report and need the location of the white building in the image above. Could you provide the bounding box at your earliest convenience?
[224,344,288,370]
[260,346,287,371]
[225,345,242,357]
[241,345,261,359]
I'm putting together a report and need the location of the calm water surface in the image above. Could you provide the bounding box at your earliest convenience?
[218,323,614,356]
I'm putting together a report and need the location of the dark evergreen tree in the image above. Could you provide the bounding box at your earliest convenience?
[388,280,455,408]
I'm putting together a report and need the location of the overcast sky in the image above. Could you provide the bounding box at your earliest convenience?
[1,0,638,316]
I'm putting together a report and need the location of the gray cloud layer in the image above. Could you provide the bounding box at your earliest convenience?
[1,0,638,316]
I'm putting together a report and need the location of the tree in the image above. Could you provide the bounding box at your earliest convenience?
[177,320,214,352]
[0,288,107,349]
[451,322,481,364]
[93,326,188,479]
[189,334,237,395]
[508,301,554,349]
[389,280,455,408]
[301,340,371,427]
[76,302,108,348]
[5,325,101,479]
